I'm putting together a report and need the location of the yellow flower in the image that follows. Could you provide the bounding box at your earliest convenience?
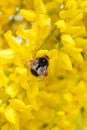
[18,9,51,51]
[0,0,87,130]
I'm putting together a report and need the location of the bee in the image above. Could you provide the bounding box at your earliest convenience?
[27,56,49,77]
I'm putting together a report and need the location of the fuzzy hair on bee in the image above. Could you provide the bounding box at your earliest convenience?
[25,56,49,77]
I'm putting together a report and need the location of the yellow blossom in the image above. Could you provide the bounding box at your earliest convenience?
[0,0,87,130]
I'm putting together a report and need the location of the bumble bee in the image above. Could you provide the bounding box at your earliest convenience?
[28,56,49,77]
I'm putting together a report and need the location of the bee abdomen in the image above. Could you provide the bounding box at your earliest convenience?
[30,68,39,77]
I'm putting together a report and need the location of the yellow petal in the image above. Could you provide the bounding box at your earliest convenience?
[36,49,49,57]
[75,37,87,48]
[1,123,13,130]
[65,25,86,37]
[62,45,83,62]
[71,81,86,94]
[4,31,20,52]
[65,0,77,9]
[48,58,56,75]
[59,10,70,20]
[0,49,14,64]
[80,1,87,12]
[63,93,73,102]
[0,68,8,87]
[5,106,17,124]
[59,10,83,24]
[57,111,65,116]
[58,51,73,70]
[10,99,32,113]
[52,126,60,130]
[36,15,51,39]
[20,9,36,21]
[71,53,83,62]
[0,49,14,59]
[5,85,18,98]
[48,49,57,58]
[34,0,46,14]
[69,11,83,25]
[17,25,37,40]
[55,20,66,32]
[61,34,75,47]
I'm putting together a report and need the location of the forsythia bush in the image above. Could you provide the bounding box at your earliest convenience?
[0,0,87,130]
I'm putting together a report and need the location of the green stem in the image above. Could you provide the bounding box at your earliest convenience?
[40,25,57,49]
[34,25,57,57]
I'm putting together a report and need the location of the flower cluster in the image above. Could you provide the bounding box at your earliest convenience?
[0,0,87,130]
[0,0,33,49]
